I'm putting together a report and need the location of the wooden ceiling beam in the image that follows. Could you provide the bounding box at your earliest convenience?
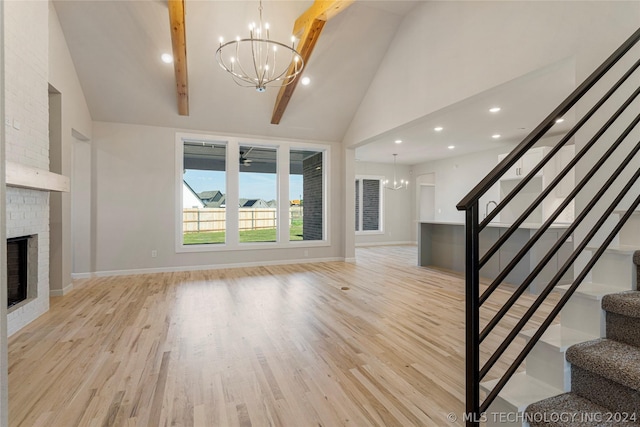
[271,0,354,125]
[293,0,354,36]
[169,0,189,116]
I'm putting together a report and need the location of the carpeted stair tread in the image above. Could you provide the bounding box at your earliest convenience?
[526,393,637,426]
[602,291,640,318]
[566,339,640,392]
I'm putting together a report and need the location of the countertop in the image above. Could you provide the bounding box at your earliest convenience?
[419,220,571,229]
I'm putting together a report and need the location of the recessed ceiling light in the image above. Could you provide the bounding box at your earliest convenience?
[301,76,311,86]
[434,127,443,132]
[489,107,501,113]
[394,139,402,144]
[448,145,455,150]
[161,53,173,64]
[555,118,565,123]
[492,134,501,139]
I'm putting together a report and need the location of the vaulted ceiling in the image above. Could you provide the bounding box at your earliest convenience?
[53,0,418,143]
[52,0,583,166]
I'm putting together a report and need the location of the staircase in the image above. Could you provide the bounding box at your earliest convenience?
[456,27,640,427]
[480,220,640,427]
[526,288,640,426]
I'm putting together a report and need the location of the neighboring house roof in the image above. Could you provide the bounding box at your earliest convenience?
[194,195,273,208]
[239,199,270,208]
[183,181,205,208]
[198,190,223,203]
[204,195,226,208]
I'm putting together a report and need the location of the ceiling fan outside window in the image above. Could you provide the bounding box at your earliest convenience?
[240,147,254,166]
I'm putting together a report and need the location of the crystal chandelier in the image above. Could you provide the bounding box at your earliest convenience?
[215,0,304,92]
[384,154,409,190]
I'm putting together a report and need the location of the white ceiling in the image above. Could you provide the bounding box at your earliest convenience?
[53,0,578,166]
[53,0,418,143]
[355,57,578,165]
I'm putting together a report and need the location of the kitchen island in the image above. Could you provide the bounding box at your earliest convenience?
[418,221,573,293]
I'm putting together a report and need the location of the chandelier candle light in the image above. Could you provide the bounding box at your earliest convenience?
[384,154,408,190]
[215,0,304,92]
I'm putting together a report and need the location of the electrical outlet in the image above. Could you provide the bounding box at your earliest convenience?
[151,250,157,258]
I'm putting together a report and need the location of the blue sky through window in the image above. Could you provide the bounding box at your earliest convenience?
[184,169,303,201]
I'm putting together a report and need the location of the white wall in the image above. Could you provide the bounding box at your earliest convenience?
[410,147,504,230]
[92,121,345,274]
[344,1,640,147]
[48,3,93,283]
[572,35,640,275]
[71,138,91,276]
[354,161,414,246]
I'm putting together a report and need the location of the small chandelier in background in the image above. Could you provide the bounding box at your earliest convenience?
[384,154,409,190]
[215,0,304,92]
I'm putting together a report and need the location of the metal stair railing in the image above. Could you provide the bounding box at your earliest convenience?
[456,27,640,426]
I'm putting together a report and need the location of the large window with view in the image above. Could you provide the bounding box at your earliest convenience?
[178,134,329,251]
[182,141,227,245]
[290,149,324,241]
[239,145,278,243]
[355,177,383,233]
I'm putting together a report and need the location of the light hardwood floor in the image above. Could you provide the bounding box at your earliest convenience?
[8,246,558,426]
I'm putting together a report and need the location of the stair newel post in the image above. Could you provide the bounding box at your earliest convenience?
[465,203,481,426]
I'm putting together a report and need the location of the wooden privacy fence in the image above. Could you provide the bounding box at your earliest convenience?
[184,208,302,233]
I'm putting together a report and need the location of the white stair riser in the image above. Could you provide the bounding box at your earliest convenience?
[617,213,640,246]
[590,251,637,288]
[561,297,605,336]
[525,343,571,391]
[588,216,620,248]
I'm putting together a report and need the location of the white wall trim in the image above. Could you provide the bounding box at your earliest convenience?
[49,282,73,297]
[86,257,347,278]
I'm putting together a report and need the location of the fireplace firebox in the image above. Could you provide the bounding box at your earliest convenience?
[7,236,31,308]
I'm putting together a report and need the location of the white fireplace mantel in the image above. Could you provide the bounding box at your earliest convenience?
[6,162,70,192]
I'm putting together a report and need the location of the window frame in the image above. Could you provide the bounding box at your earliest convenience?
[237,142,279,245]
[355,175,385,235]
[175,132,330,253]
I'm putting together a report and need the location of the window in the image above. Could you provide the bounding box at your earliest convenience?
[355,177,383,233]
[182,141,227,245]
[290,149,324,241]
[239,145,277,243]
[177,133,329,251]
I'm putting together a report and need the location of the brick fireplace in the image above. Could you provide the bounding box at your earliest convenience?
[6,188,50,335]
[5,0,52,335]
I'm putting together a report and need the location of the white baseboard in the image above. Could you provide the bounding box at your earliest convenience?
[355,240,417,247]
[344,257,357,263]
[90,257,347,278]
[71,272,94,280]
[50,282,74,297]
